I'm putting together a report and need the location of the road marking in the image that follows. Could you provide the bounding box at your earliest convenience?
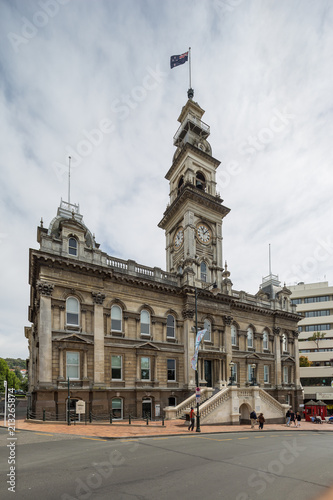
[80,437,108,442]
[34,433,54,436]
[152,437,169,440]
[121,439,137,442]
[238,437,249,440]
[254,436,264,438]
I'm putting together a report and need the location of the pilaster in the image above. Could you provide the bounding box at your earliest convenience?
[37,281,54,387]
[92,291,106,386]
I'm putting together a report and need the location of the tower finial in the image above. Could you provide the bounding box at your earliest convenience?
[187,87,194,99]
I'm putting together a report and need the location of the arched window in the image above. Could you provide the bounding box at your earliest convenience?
[111,398,123,419]
[68,237,78,256]
[66,297,79,326]
[247,327,253,348]
[111,305,122,332]
[231,324,237,346]
[263,330,269,350]
[282,334,288,352]
[200,262,207,282]
[140,310,150,336]
[177,176,184,195]
[204,319,211,342]
[167,314,175,338]
[196,172,206,191]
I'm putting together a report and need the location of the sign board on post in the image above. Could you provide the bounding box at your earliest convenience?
[76,401,86,414]
[155,404,160,417]
[196,387,201,403]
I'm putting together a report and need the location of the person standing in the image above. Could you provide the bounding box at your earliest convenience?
[258,413,265,430]
[286,409,291,426]
[290,410,295,427]
[188,407,195,431]
[250,409,257,429]
[296,412,301,427]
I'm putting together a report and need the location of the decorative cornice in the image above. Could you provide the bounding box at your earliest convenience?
[222,315,233,326]
[182,308,194,320]
[273,327,280,335]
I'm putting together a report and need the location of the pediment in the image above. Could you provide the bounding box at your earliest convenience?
[56,334,92,344]
[135,342,160,351]
[244,352,261,360]
[281,355,294,362]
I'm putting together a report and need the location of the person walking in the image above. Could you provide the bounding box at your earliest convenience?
[250,409,257,429]
[258,413,265,430]
[296,411,301,427]
[188,407,195,431]
[290,410,295,427]
[286,409,291,426]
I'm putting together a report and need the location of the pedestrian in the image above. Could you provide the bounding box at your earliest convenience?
[296,412,301,427]
[188,407,195,431]
[290,410,295,427]
[258,413,265,430]
[286,409,291,426]
[250,409,257,429]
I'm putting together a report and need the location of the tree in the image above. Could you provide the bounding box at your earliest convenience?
[299,355,312,367]
[0,358,21,392]
[308,331,326,351]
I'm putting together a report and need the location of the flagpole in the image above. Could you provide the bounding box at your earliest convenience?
[189,47,192,89]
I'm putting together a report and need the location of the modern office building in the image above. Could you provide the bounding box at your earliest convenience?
[25,93,302,424]
[289,281,333,414]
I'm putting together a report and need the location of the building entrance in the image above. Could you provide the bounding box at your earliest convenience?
[142,398,152,419]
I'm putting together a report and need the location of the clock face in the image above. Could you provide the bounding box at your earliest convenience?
[197,224,211,243]
[173,228,184,249]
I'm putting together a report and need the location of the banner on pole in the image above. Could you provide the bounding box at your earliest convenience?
[191,329,207,370]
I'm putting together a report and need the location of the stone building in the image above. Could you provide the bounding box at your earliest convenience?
[25,93,303,423]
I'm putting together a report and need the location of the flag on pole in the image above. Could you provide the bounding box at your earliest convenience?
[191,329,207,370]
[170,51,189,69]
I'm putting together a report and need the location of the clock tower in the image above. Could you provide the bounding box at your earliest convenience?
[158,92,230,288]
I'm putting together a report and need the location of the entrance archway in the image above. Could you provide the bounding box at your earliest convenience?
[142,398,152,419]
[239,403,251,425]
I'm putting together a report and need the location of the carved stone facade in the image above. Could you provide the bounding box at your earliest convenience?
[25,96,302,421]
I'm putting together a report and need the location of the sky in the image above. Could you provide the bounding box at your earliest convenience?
[1,0,333,359]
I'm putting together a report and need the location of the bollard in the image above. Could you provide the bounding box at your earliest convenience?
[162,417,165,426]
[129,414,131,425]
[110,413,112,424]
[146,416,149,425]
[43,409,45,422]
[89,411,92,423]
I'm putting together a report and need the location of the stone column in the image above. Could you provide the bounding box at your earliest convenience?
[223,316,233,384]
[293,330,301,388]
[182,307,195,389]
[92,292,106,386]
[37,282,54,387]
[58,347,64,381]
[273,327,281,387]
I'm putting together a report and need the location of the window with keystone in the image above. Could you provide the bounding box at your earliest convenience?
[66,297,79,326]
[140,310,150,336]
[141,357,150,380]
[68,237,78,256]
[247,327,254,348]
[204,319,211,342]
[167,314,175,338]
[111,305,122,332]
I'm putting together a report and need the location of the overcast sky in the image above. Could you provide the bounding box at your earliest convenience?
[1,0,333,359]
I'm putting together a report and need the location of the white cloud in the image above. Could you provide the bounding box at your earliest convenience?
[1,0,333,357]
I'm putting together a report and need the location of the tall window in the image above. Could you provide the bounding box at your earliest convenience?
[141,357,150,380]
[283,366,288,383]
[167,359,176,381]
[282,334,288,352]
[247,327,253,348]
[231,324,237,346]
[231,363,237,383]
[68,237,78,256]
[248,364,254,382]
[111,398,123,419]
[196,172,206,191]
[66,297,79,326]
[140,310,150,335]
[111,355,122,380]
[167,314,175,338]
[204,319,211,342]
[264,365,269,383]
[66,352,79,380]
[200,262,207,282]
[111,305,122,332]
[263,331,269,350]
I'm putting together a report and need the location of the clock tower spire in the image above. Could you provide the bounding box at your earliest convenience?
[158,97,230,289]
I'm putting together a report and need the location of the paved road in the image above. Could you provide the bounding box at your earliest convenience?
[1,428,333,500]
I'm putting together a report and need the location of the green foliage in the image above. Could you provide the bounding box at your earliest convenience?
[299,355,312,367]
[5,358,26,370]
[0,358,21,391]
[308,331,326,351]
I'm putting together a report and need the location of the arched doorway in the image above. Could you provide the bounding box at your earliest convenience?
[142,398,152,419]
[239,403,251,425]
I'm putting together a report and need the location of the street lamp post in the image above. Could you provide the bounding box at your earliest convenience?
[194,282,217,433]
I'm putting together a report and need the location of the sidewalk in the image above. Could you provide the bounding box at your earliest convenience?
[10,418,333,439]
